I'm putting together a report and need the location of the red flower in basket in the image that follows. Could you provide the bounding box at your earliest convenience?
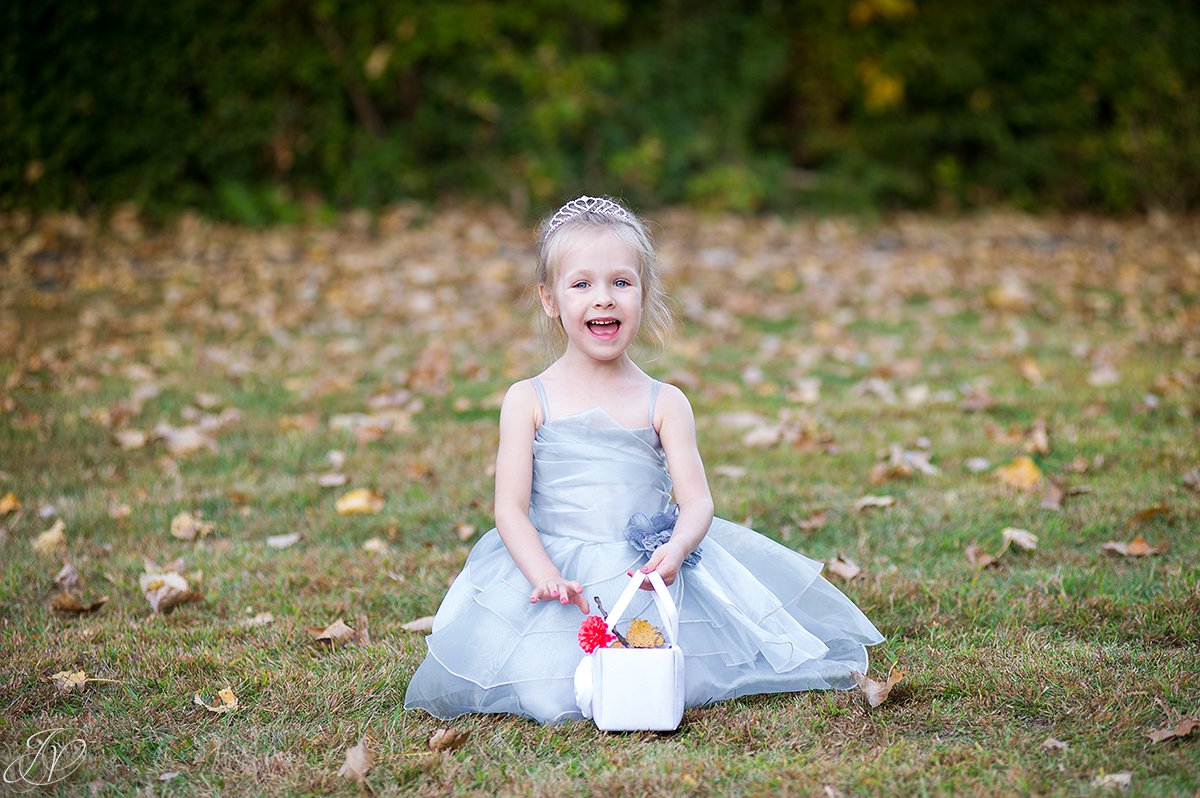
[577,615,615,653]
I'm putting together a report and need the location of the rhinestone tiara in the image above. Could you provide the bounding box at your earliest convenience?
[545,196,635,236]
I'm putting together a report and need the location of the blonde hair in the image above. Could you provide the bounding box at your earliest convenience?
[534,196,672,354]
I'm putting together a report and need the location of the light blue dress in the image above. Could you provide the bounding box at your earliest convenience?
[404,378,884,724]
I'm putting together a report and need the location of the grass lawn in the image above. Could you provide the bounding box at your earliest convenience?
[1,207,1198,796]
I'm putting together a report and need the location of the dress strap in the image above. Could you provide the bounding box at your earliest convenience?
[648,379,662,427]
[531,376,551,422]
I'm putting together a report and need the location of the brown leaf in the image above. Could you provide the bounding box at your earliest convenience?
[337,737,373,784]
[170,511,214,542]
[139,571,203,614]
[851,667,904,708]
[994,456,1042,491]
[1039,480,1065,510]
[1000,527,1038,552]
[401,616,435,633]
[113,428,148,450]
[1091,772,1131,789]
[55,562,82,592]
[428,728,469,752]
[455,523,476,541]
[855,495,896,512]
[1016,356,1044,385]
[107,501,132,520]
[798,510,827,531]
[965,544,1000,569]
[1023,420,1050,456]
[46,670,116,693]
[310,618,362,646]
[1041,736,1069,751]
[825,555,862,581]
[1126,504,1169,526]
[51,591,109,614]
[1147,717,1199,744]
[1101,535,1163,557]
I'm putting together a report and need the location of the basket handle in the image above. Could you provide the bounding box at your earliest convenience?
[604,570,679,645]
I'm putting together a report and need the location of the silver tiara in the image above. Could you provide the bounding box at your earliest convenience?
[545,196,635,236]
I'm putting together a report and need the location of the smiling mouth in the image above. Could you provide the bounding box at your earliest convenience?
[587,319,620,338]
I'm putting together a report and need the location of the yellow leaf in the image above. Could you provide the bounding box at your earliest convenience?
[32,519,66,555]
[0,491,20,515]
[194,686,238,713]
[336,489,384,515]
[625,618,665,648]
[995,456,1042,491]
[170,511,214,541]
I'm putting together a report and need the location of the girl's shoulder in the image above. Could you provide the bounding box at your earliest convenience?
[500,378,544,429]
[651,380,696,432]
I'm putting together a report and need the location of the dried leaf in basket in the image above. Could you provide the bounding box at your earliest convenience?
[625,618,665,648]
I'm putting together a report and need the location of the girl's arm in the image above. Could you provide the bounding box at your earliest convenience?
[493,380,589,613]
[642,383,715,586]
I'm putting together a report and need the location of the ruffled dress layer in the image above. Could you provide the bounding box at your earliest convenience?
[404,382,884,725]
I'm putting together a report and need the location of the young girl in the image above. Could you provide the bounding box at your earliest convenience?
[404,196,883,724]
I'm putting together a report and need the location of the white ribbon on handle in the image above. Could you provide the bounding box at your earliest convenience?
[604,570,679,645]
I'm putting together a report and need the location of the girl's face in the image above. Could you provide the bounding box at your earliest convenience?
[539,228,643,364]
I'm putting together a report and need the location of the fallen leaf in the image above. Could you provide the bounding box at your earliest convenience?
[51,591,109,614]
[170,511,214,542]
[825,555,862,581]
[1101,535,1163,557]
[1091,772,1131,789]
[402,616,435,633]
[194,686,238,714]
[428,728,469,752]
[239,611,275,628]
[1183,467,1200,494]
[995,455,1042,491]
[46,670,116,693]
[454,523,476,541]
[153,422,218,458]
[107,501,132,520]
[964,457,991,473]
[0,492,20,515]
[626,618,665,648]
[851,667,904,708]
[266,532,301,549]
[1039,480,1065,510]
[1023,420,1050,455]
[362,537,390,554]
[158,772,181,782]
[140,571,203,614]
[1147,716,1199,744]
[1126,504,1169,526]
[114,429,148,450]
[55,562,82,592]
[965,544,1000,569]
[713,465,747,479]
[855,495,896,512]
[310,618,362,645]
[1001,527,1038,552]
[798,510,827,531]
[336,489,384,515]
[32,519,67,554]
[317,472,349,487]
[1041,736,1068,751]
[1016,357,1044,385]
[337,737,373,784]
[1087,364,1120,387]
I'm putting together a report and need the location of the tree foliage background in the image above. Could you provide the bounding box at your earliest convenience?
[4,0,1199,220]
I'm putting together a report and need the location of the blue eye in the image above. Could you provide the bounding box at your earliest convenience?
[614,279,631,288]
[572,281,590,289]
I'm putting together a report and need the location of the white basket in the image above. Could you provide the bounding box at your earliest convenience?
[574,570,685,732]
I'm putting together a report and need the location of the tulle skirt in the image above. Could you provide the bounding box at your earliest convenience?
[404,518,884,725]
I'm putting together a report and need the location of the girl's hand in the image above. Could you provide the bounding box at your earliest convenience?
[640,541,687,588]
[530,576,589,614]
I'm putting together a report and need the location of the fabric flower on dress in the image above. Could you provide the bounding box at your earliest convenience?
[578,615,615,653]
[623,505,702,567]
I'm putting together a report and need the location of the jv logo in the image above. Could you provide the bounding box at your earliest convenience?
[2,728,87,787]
